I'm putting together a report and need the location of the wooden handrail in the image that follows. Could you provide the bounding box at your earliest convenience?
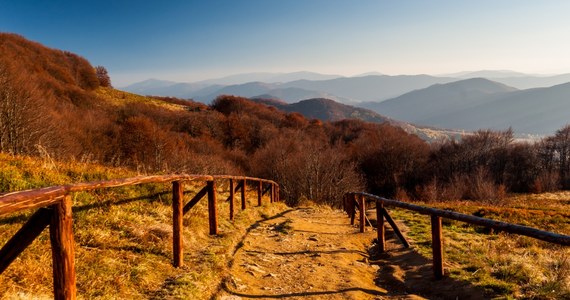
[351,192,570,245]
[0,175,278,217]
[345,191,570,280]
[0,174,280,300]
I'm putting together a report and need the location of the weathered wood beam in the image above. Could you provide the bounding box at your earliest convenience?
[376,201,385,253]
[183,186,208,215]
[172,181,183,267]
[348,194,356,225]
[359,194,366,233]
[207,181,218,235]
[380,207,410,248]
[241,179,246,210]
[357,192,570,246]
[50,195,76,300]
[229,179,235,221]
[257,181,262,207]
[0,208,51,274]
[431,215,444,280]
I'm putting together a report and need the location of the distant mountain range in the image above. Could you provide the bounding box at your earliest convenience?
[363,78,518,124]
[122,73,457,104]
[366,78,570,134]
[252,97,463,141]
[122,70,570,135]
[252,97,391,123]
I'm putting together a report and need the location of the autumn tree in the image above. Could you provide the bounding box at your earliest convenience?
[251,131,363,206]
[351,123,430,198]
[544,125,570,189]
[95,66,112,88]
[0,60,54,155]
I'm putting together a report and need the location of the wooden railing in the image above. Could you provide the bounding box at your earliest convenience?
[344,192,570,280]
[0,174,280,300]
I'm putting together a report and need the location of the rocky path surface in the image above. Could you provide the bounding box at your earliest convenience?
[216,206,489,300]
[217,206,385,300]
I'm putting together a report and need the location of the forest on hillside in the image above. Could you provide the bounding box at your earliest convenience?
[2,33,570,206]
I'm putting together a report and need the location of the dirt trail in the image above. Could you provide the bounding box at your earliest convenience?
[216,206,488,300]
[218,206,384,299]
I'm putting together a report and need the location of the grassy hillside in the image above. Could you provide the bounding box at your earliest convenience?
[0,153,288,299]
[387,193,570,299]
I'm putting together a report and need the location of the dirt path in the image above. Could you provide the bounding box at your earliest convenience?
[218,206,385,299]
[216,206,489,300]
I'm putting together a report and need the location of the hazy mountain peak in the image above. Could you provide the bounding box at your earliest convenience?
[445,70,530,78]
[123,78,177,89]
[433,77,518,92]
[365,78,518,124]
[194,71,343,85]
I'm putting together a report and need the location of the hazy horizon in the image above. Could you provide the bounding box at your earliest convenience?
[2,0,570,86]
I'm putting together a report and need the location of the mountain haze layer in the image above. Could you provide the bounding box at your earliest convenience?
[368,78,570,134]
[123,74,458,104]
[366,78,518,123]
[425,82,570,134]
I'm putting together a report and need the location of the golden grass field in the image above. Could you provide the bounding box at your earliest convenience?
[1,153,569,299]
[388,193,570,299]
[0,153,288,299]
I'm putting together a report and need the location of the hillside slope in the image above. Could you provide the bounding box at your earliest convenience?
[255,97,391,123]
[425,82,570,134]
[365,78,517,123]
[253,97,464,141]
[364,77,570,134]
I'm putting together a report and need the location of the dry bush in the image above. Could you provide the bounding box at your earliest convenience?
[465,167,506,204]
[394,187,411,201]
[532,171,560,193]
[251,131,363,207]
[439,175,467,201]
[415,178,438,202]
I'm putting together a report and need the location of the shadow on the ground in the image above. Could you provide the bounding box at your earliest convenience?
[230,208,297,259]
[293,229,354,235]
[245,249,368,257]
[370,229,495,299]
[221,284,386,298]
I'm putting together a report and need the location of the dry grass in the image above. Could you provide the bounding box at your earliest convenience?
[95,87,186,111]
[0,154,289,299]
[388,192,570,299]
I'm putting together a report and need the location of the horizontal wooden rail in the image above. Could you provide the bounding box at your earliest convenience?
[0,174,279,300]
[353,192,570,245]
[0,175,277,217]
[346,191,570,280]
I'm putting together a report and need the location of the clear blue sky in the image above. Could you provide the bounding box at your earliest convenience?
[2,0,570,86]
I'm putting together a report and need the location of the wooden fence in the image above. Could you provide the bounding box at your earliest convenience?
[0,174,279,300]
[344,192,570,280]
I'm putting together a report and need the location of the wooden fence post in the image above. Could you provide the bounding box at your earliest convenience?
[241,179,246,210]
[359,194,366,233]
[207,180,218,235]
[377,200,385,252]
[50,194,76,300]
[257,180,262,206]
[270,183,274,203]
[348,194,356,225]
[172,181,183,267]
[431,215,444,280]
[273,184,277,203]
[229,179,235,221]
